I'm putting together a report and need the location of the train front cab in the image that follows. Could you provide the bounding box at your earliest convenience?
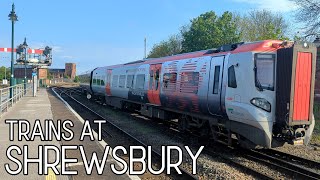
[225,49,276,148]
[225,41,316,148]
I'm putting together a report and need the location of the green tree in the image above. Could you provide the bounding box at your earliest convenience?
[64,74,70,79]
[74,76,79,83]
[181,11,240,52]
[147,34,182,58]
[47,69,53,80]
[293,32,303,41]
[236,10,289,41]
[0,66,11,80]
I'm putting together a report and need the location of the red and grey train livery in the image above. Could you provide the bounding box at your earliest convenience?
[79,40,317,148]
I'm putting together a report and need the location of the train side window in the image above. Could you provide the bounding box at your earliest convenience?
[180,72,199,94]
[93,77,97,85]
[97,76,101,86]
[135,74,145,89]
[149,70,154,89]
[213,66,220,94]
[126,75,134,88]
[119,75,126,88]
[163,73,177,90]
[112,75,118,87]
[155,70,160,90]
[228,65,237,88]
[101,76,105,86]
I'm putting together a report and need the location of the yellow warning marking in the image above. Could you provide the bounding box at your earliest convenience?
[45,168,56,180]
[293,139,304,145]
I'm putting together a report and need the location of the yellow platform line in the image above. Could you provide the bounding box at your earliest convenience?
[45,168,56,180]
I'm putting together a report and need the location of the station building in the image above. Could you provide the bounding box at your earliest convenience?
[14,63,76,85]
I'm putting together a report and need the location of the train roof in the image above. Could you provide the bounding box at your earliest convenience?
[79,69,95,76]
[96,40,285,70]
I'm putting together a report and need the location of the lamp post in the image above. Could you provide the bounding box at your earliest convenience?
[22,38,28,94]
[8,3,18,98]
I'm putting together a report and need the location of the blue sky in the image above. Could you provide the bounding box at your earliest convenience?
[0,0,299,74]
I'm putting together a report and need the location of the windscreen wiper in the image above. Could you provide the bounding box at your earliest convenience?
[254,66,263,91]
[256,78,264,91]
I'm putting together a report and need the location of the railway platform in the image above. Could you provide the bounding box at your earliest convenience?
[0,88,139,180]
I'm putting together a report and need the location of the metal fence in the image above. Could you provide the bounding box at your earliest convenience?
[0,83,32,117]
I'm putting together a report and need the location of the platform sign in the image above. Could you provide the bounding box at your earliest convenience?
[2,79,8,85]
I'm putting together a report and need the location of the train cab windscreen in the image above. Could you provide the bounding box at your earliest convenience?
[254,54,275,91]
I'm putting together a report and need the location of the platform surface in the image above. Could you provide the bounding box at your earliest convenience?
[0,88,135,180]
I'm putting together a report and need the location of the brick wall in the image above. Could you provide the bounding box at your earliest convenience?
[65,63,76,79]
[38,68,48,79]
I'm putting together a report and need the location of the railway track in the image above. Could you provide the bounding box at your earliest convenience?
[204,144,320,180]
[247,149,320,179]
[203,148,274,180]
[56,86,320,179]
[53,87,198,180]
[258,148,320,169]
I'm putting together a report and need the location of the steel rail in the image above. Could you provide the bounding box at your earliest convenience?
[246,149,320,180]
[258,148,320,169]
[204,148,274,180]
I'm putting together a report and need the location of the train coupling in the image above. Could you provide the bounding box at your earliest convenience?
[292,128,306,145]
[282,127,306,146]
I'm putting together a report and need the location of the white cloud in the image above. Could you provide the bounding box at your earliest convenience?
[60,55,75,59]
[52,46,63,53]
[232,0,298,12]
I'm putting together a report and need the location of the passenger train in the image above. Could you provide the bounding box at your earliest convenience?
[79,40,317,148]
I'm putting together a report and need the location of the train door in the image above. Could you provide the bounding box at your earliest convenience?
[147,64,162,105]
[207,56,225,115]
[89,69,95,94]
[105,69,112,96]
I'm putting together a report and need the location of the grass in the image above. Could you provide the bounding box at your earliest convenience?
[312,102,320,144]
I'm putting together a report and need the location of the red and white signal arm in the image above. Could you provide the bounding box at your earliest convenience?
[27,48,43,54]
[0,47,43,54]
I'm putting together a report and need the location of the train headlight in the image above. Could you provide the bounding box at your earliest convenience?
[250,98,271,112]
